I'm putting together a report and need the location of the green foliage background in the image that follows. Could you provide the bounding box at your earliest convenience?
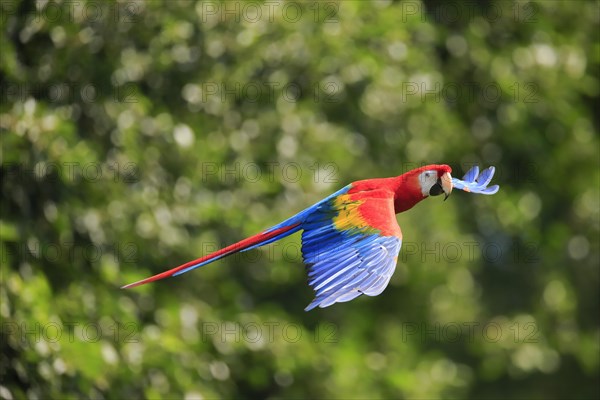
[1,1,599,399]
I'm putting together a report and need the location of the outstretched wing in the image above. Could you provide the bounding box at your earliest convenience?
[452,166,499,195]
[301,189,402,311]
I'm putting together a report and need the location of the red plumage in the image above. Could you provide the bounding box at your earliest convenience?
[349,164,452,213]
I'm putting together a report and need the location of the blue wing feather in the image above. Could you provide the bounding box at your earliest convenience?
[306,239,400,309]
[301,193,402,311]
[463,165,479,182]
[452,166,500,195]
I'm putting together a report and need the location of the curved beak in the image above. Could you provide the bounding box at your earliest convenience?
[441,171,453,201]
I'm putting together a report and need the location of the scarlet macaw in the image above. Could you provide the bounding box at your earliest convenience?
[123,165,499,311]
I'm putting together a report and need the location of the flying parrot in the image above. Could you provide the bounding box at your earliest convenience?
[123,164,499,311]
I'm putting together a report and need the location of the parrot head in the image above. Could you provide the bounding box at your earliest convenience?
[393,164,453,213]
[417,164,453,200]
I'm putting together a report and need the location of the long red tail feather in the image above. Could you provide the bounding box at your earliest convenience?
[121,223,300,289]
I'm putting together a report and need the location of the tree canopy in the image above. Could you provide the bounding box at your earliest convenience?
[1,1,599,399]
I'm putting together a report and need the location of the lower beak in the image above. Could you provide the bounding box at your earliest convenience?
[441,172,453,201]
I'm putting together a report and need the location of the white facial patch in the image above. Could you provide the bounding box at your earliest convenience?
[418,170,438,196]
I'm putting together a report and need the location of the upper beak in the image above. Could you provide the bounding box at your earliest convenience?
[441,172,453,201]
